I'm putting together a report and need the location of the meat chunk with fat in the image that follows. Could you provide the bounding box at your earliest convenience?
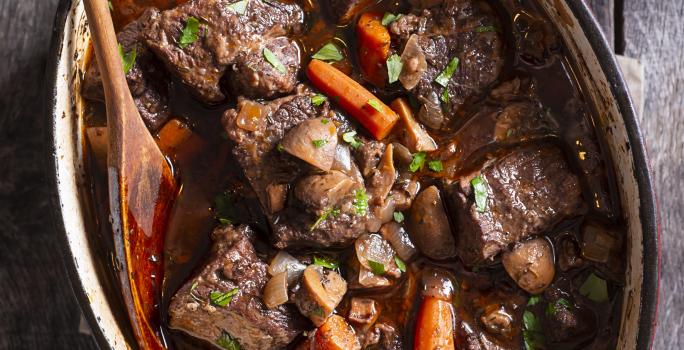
[144,0,304,103]
[448,144,583,266]
[168,225,305,350]
[82,8,170,131]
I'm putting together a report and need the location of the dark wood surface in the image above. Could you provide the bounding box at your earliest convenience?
[0,0,678,349]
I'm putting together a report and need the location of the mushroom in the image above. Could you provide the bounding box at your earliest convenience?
[391,98,437,152]
[368,144,396,202]
[502,238,555,294]
[294,265,347,326]
[407,186,457,259]
[294,171,357,210]
[348,297,380,327]
[280,117,338,171]
[399,35,428,90]
[480,304,514,336]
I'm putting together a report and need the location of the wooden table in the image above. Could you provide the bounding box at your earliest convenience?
[0,0,679,348]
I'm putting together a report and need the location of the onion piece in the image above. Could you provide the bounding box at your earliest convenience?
[236,100,267,131]
[269,251,306,285]
[399,35,428,90]
[581,223,619,264]
[380,221,417,261]
[358,266,391,288]
[355,234,400,277]
[280,117,338,171]
[264,271,289,308]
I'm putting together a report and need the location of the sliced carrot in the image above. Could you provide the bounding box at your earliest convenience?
[414,297,456,350]
[313,315,362,350]
[306,59,399,140]
[357,12,391,87]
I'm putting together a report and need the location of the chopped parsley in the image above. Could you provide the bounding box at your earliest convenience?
[522,310,546,350]
[470,175,488,213]
[434,57,460,87]
[386,54,403,84]
[394,256,406,272]
[189,281,202,302]
[527,295,541,306]
[428,160,443,172]
[312,43,344,62]
[409,151,427,172]
[352,188,369,216]
[276,143,285,152]
[475,25,499,33]
[313,255,340,269]
[210,288,238,307]
[214,192,238,224]
[312,139,327,148]
[118,44,137,75]
[440,87,450,105]
[393,211,404,223]
[311,94,327,106]
[179,17,201,48]
[342,131,362,149]
[546,298,572,316]
[310,207,340,231]
[368,260,385,275]
[579,273,609,303]
[367,99,384,113]
[226,0,249,15]
[263,47,287,74]
[381,12,402,26]
[216,332,241,350]
[321,118,330,125]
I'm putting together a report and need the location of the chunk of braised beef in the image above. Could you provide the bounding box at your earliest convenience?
[542,285,596,343]
[325,0,374,24]
[168,225,305,350]
[448,144,584,266]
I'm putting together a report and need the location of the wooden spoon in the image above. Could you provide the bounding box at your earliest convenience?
[83,0,176,348]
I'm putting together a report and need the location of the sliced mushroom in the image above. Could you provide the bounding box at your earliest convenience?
[281,117,338,171]
[368,144,396,202]
[407,186,457,259]
[502,238,555,294]
[391,98,437,152]
[348,297,380,327]
[294,171,357,210]
[266,183,288,213]
[295,265,348,326]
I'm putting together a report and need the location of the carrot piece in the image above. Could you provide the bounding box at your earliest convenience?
[357,12,391,87]
[313,315,362,350]
[414,297,456,350]
[156,119,193,154]
[306,59,399,140]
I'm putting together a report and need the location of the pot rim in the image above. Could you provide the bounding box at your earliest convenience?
[44,0,660,349]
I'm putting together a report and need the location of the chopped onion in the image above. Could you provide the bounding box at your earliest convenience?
[269,251,306,285]
[399,35,428,90]
[263,271,289,308]
[380,221,417,261]
[358,266,391,288]
[236,100,267,131]
[355,234,397,273]
[581,223,619,264]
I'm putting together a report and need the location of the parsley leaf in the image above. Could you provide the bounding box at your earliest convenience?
[353,188,369,216]
[475,25,499,33]
[310,207,340,231]
[434,57,460,87]
[428,160,443,172]
[381,12,402,26]
[179,17,201,48]
[321,119,330,125]
[393,211,404,223]
[311,94,327,106]
[108,0,113,11]
[367,99,384,113]
[313,255,340,269]
[527,296,541,306]
[312,43,344,62]
[214,192,238,224]
[312,139,327,148]
[216,332,241,350]
[470,175,488,213]
[210,288,238,307]
[579,273,609,302]
[522,311,546,350]
[394,256,406,272]
[547,298,572,316]
[118,44,137,75]
[409,152,427,172]
[368,260,385,275]
[227,0,249,15]
[386,54,403,84]
[263,47,287,74]
[440,88,450,104]
[342,131,362,149]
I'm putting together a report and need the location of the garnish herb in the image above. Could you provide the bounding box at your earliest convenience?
[276,143,285,152]
[527,295,540,306]
[381,12,402,26]
[227,0,249,15]
[310,207,340,231]
[475,25,499,33]
[409,152,427,172]
[219,218,232,225]
[263,48,287,74]
[108,1,113,11]
[546,298,572,316]
[216,332,241,350]
[368,260,386,275]
[321,119,330,125]
[189,281,202,302]
[353,188,369,216]
[579,273,609,302]
[342,131,362,149]
[471,175,488,213]
[118,44,137,75]
[214,192,238,224]
[313,255,340,269]
[386,54,403,84]
[393,211,404,223]
[210,288,239,307]
[311,94,327,106]
[312,43,344,62]
[434,57,460,87]
[394,256,406,272]
[522,310,546,350]
[367,99,383,113]
[440,88,450,104]
[312,139,327,148]
[428,160,443,172]
[179,17,201,48]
